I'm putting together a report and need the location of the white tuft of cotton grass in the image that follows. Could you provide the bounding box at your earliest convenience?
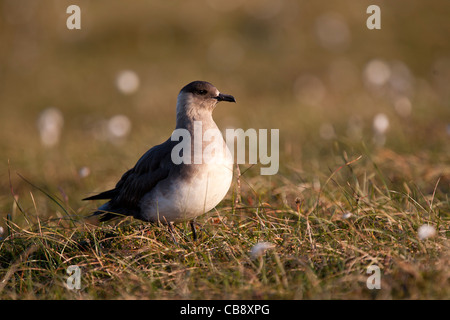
[364,59,391,87]
[108,114,131,139]
[116,70,140,95]
[250,242,275,259]
[418,224,436,240]
[342,212,353,219]
[373,113,390,135]
[78,166,91,179]
[37,107,64,147]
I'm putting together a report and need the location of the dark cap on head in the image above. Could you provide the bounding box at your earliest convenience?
[180,81,215,94]
[180,81,236,103]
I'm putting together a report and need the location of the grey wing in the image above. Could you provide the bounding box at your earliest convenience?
[85,138,177,213]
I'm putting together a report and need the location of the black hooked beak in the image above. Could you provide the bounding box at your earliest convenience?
[215,92,236,103]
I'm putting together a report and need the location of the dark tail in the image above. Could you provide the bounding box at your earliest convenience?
[83,189,117,201]
[85,208,127,223]
[84,189,136,222]
[84,189,123,222]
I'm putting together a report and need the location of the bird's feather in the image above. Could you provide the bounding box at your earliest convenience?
[83,138,177,220]
[83,80,234,225]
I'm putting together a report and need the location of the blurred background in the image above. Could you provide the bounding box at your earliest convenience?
[0,0,449,222]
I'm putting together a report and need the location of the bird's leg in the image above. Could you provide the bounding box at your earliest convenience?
[167,221,178,244]
[190,220,198,241]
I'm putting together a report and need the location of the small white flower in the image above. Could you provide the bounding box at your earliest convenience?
[418,224,436,240]
[250,242,275,259]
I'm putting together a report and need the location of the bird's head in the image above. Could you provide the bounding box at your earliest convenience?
[177,81,236,115]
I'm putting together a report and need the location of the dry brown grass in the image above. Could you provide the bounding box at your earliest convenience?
[1,0,449,300]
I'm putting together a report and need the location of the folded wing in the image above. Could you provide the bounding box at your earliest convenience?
[83,138,177,220]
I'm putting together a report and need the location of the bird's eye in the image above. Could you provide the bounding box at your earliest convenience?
[198,90,207,95]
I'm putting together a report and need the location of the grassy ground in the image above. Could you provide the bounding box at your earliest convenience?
[0,1,449,299]
[0,146,448,299]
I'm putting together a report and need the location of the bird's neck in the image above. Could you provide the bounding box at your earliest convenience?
[176,104,216,132]
[174,99,228,162]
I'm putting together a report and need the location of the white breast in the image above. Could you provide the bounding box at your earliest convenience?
[139,134,233,223]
